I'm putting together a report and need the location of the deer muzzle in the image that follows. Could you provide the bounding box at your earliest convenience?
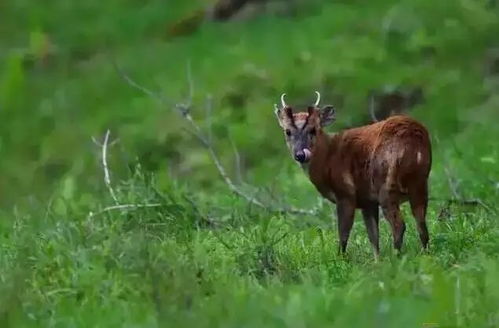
[294,148,311,163]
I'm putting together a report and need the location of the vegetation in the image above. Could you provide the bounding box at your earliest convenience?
[1,0,499,326]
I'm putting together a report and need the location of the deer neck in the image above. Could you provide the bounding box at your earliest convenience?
[306,131,335,178]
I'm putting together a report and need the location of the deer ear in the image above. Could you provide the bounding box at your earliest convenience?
[274,104,284,126]
[275,105,294,128]
[274,104,287,128]
[319,105,336,127]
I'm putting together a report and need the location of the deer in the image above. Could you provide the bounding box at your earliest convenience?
[274,91,432,259]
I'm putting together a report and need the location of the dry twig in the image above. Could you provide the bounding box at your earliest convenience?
[114,61,319,216]
[101,130,119,205]
[89,130,164,218]
[88,203,163,218]
[444,165,461,200]
[433,151,492,212]
[229,135,244,184]
[368,92,378,122]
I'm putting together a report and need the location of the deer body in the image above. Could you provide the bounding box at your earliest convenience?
[275,92,431,258]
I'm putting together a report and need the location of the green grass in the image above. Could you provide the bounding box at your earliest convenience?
[1,0,499,327]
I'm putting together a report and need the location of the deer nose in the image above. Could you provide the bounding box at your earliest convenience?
[294,150,307,163]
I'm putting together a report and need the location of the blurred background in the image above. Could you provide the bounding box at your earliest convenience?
[2,1,499,326]
[1,0,499,212]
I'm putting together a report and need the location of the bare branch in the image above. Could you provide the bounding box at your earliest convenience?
[91,136,102,147]
[229,135,243,184]
[434,156,492,212]
[182,194,217,227]
[205,94,213,144]
[444,166,461,200]
[429,197,492,212]
[114,61,318,216]
[186,61,194,107]
[113,61,169,105]
[88,203,163,218]
[96,129,120,205]
[91,128,164,217]
[368,91,378,122]
[425,136,492,212]
[92,136,120,148]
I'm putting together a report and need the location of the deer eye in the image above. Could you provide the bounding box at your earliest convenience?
[285,129,291,136]
[310,128,316,136]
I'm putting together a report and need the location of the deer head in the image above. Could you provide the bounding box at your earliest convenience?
[274,91,336,164]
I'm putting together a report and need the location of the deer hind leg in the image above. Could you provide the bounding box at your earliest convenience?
[381,199,405,252]
[409,181,429,250]
[380,175,406,253]
[361,203,380,260]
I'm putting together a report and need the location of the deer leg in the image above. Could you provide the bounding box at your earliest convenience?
[336,199,356,255]
[380,189,405,253]
[361,203,380,260]
[409,182,429,250]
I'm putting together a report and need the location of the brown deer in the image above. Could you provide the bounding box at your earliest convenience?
[274,91,432,258]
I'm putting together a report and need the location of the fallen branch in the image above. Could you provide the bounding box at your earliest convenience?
[444,165,461,200]
[92,130,120,205]
[89,130,164,218]
[229,134,244,184]
[88,203,163,218]
[102,130,119,205]
[433,153,492,212]
[429,196,491,210]
[114,61,319,216]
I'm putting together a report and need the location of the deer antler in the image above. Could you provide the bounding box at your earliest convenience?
[314,91,321,107]
[280,93,287,108]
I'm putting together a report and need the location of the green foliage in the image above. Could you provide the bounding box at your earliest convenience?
[2,168,499,327]
[1,0,499,326]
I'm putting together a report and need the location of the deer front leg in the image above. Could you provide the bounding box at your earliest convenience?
[361,202,380,261]
[336,198,356,255]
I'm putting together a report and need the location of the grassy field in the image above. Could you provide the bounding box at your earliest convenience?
[1,0,499,327]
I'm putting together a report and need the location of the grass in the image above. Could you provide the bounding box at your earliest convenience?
[1,0,499,327]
